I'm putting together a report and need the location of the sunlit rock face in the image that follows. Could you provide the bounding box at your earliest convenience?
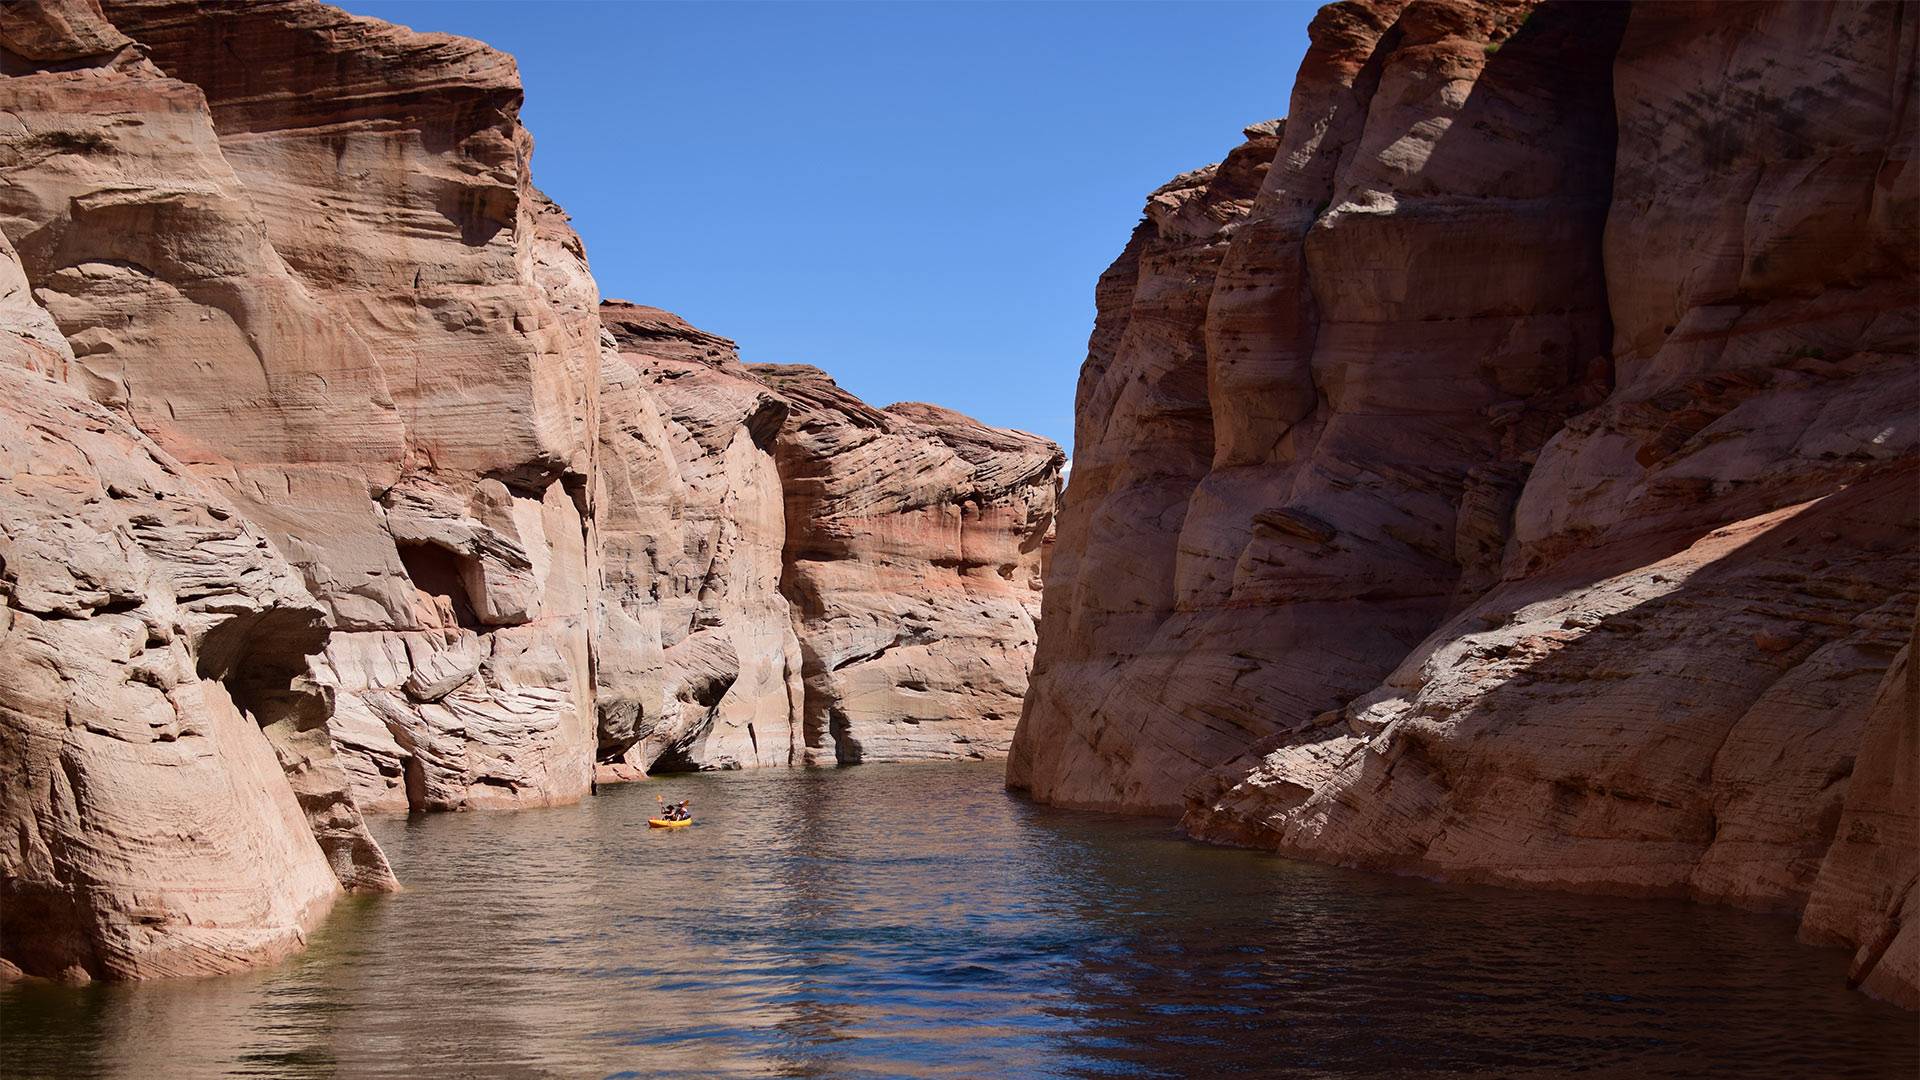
[0,0,1066,811]
[0,353,356,981]
[594,313,1064,772]
[1013,0,1626,813]
[754,365,1063,765]
[54,0,607,813]
[0,0,1067,982]
[593,302,805,773]
[1015,0,1916,1005]
[0,0,410,982]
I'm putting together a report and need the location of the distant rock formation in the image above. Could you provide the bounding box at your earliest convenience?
[754,365,1063,764]
[590,306,1065,772]
[1012,0,1916,1007]
[594,302,805,772]
[0,0,1059,980]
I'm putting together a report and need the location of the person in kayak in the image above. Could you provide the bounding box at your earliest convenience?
[666,800,692,821]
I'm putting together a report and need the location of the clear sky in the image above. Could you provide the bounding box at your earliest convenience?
[340,1,1316,454]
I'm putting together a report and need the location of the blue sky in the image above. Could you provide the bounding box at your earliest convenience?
[342,1,1315,454]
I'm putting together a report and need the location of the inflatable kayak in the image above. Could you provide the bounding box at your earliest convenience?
[648,818,693,829]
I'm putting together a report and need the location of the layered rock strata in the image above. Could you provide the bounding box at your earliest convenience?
[1014,0,1626,813]
[1802,615,1919,1009]
[62,0,605,814]
[593,312,1063,772]
[594,302,804,772]
[0,0,593,977]
[0,0,1062,979]
[1013,0,1917,1006]
[0,359,352,980]
[755,365,1063,764]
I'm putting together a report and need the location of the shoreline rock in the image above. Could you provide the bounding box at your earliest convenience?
[0,0,1062,979]
[1013,0,1917,1007]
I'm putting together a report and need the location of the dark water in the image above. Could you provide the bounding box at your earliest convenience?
[3,762,1913,1079]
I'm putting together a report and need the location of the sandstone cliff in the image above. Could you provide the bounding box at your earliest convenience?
[0,0,415,981]
[594,301,805,773]
[1013,0,1917,1005]
[0,355,356,981]
[754,366,1063,764]
[593,312,1064,772]
[89,0,605,815]
[0,0,604,819]
[0,0,1060,979]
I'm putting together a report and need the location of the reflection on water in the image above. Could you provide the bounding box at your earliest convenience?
[3,762,1913,1078]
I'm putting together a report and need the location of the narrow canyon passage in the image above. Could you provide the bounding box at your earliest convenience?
[1,5,1914,1074]
[4,764,1912,1080]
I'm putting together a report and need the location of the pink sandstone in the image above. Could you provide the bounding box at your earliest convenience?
[1013,0,1917,1006]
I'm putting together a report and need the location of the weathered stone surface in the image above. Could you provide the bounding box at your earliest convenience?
[594,301,803,772]
[1016,0,1917,1005]
[0,363,347,979]
[0,0,402,982]
[0,0,132,68]
[592,306,1062,772]
[0,0,1065,982]
[1802,610,1919,1008]
[756,365,1062,764]
[1013,0,1626,813]
[1188,469,1916,904]
[43,0,607,812]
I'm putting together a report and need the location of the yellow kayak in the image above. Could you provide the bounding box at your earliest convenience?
[648,818,693,829]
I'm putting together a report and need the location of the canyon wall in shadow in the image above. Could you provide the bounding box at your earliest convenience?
[1010,0,1916,1007]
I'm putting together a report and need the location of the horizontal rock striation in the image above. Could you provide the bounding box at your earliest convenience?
[591,307,1063,775]
[1,0,1062,977]
[0,0,412,981]
[1014,0,1917,1005]
[0,361,350,980]
[68,0,605,814]
[1013,0,1626,813]
[755,365,1063,764]
[1802,612,1919,1009]
[594,301,804,773]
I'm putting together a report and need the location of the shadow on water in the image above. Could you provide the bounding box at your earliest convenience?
[3,762,1914,1079]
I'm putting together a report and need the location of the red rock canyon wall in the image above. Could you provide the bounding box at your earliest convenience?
[1013,0,1917,1006]
[754,365,1063,764]
[94,0,603,816]
[0,0,1059,979]
[594,302,805,773]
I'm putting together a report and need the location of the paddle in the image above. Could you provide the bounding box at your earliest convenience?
[655,793,693,822]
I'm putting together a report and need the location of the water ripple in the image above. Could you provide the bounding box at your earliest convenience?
[3,762,1913,1079]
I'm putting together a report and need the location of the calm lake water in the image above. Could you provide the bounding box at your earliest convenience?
[3,761,1914,1078]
